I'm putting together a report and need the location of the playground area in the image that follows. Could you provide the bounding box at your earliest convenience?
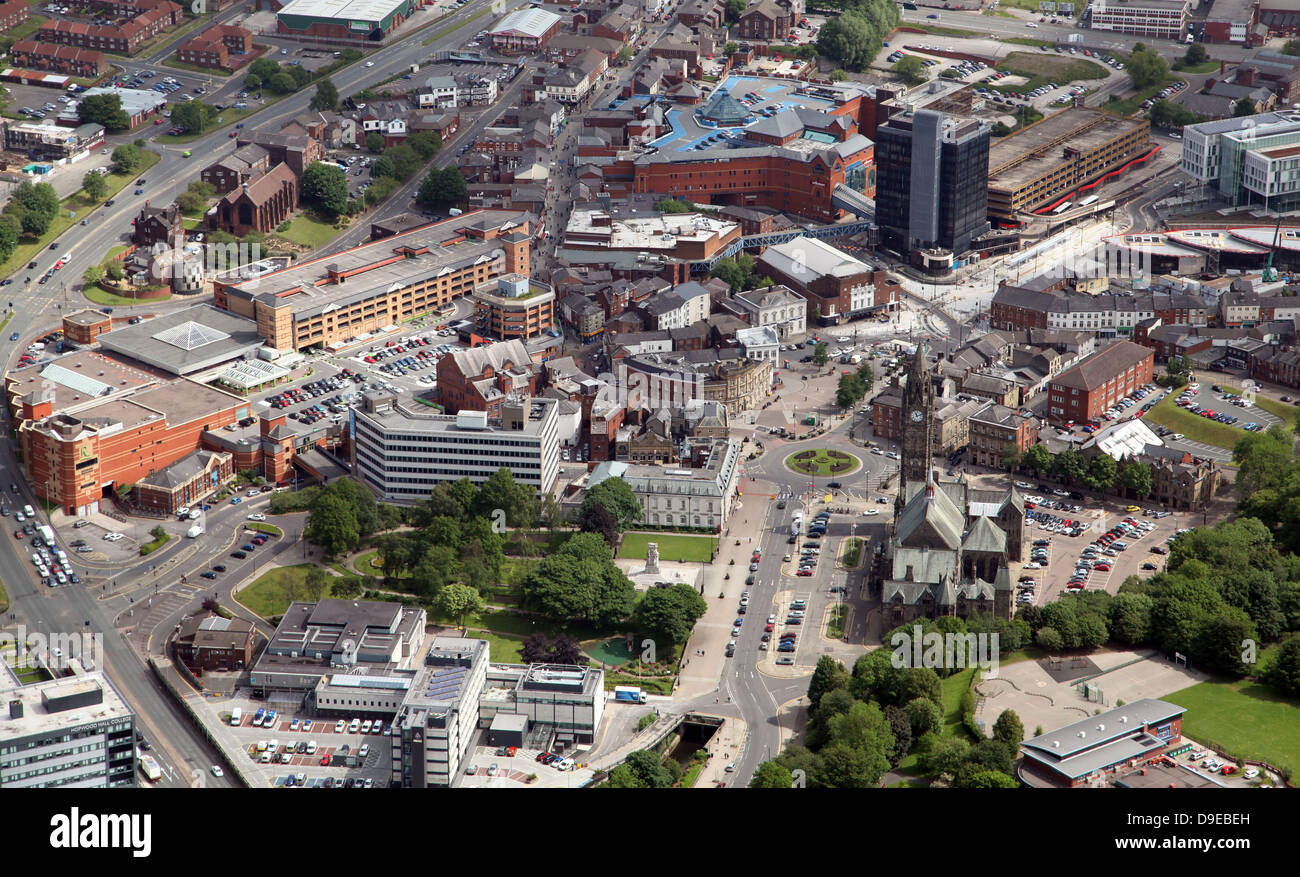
[975,648,1208,737]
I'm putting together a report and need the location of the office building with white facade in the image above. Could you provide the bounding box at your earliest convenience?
[1180,111,1300,208]
[0,670,137,788]
[579,438,741,531]
[1087,0,1189,39]
[351,392,561,503]
[726,285,808,340]
[392,636,489,788]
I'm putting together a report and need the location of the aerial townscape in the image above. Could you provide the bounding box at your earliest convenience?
[2,0,1300,817]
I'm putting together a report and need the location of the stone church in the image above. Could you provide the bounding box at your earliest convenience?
[879,346,1022,627]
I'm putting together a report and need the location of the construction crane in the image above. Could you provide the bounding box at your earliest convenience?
[1264,212,1285,282]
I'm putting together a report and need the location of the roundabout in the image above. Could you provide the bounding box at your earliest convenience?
[783,448,861,478]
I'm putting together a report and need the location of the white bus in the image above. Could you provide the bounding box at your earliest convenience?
[1078,195,1099,207]
[1050,201,1073,215]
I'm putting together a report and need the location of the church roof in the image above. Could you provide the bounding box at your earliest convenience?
[962,515,1007,555]
[895,479,964,552]
[891,546,959,584]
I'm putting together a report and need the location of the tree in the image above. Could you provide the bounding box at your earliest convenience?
[1109,592,1153,644]
[708,253,756,293]
[82,264,104,287]
[309,76,339,111]
[106,262,124,282]
[1262,638,1300,697]
[894,55,929,86]
[304,567,330,602]
[992,708,1025,757]
[725,0,744,21]
[580,478,641,528]
[816,5,895,73]
[416,166,466,207]
[9,181,58,237]
[1148,100,1204,130]
[1083,454,1118,492]
[243,73,262,91]
[1117,461,1152,499]
[1184,42,1208,66]
[749,761,793,788]
[304,492,359,557]
[578,502,619,547]
[269,72,297,95]
[82,171,108,201]
[78,93,129,131]
[634,583,707,647]
[623,749,674,788]
[435,582,483,629]
[1286,38,1300,57]
[812,342,829,366]
[0,214,19,265]
[1023,443,1053,476]
[1001,446,1023,472]
[171,100,215,134]
[385,143,420,181]
[364,131,384,154]
[1127,43,1169,90]
[654,197,692,213]
[406,131,442,161]
[905,696,942,737]
[1036,626,1064,651]
[808,655,850,715]
[250,57,280,81]
[301,161,349,218]
[111,144,143,175]
[287,64,312,89]
[1233,425,1296,496]
[474,467,536,528]
[1052,448,1087,485]
[830,69,848,82]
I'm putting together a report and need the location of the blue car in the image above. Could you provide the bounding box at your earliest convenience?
[230,496,242,504]
[241,543,255,551]
[8,333,17,341]
[200,504,211,511]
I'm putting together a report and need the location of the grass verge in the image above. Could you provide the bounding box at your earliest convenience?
[0,576,8,615]
[785,447,860,477]
[161,56,235,77]
[422,6,492,45]
[275,213,343,249]
[0,150,160,281]
[1103,76,1180,116]
[238,564,318,617]
[1144,392,1249,450]
[1253,396,1299,433]
[139,533,171,556]
[617,531,718,563]
[84,285,171,307]
[826,605,846,639]
[246,522,283,538]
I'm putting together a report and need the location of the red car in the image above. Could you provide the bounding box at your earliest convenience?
[228,130,238,138]
[1094,562,1111,571]
[319,755,330,766]
[797,569,813,576]
[13,530,23,540]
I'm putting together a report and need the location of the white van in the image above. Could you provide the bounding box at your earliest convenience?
[347,718,361,734]
[230,708,242,726]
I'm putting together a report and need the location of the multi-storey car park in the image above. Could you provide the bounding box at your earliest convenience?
[986,109,1154,224]
[212,210,533,352]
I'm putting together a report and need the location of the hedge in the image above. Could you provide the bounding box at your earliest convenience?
[139,533,171,556]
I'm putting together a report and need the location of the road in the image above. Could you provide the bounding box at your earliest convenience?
[0,0,506,788]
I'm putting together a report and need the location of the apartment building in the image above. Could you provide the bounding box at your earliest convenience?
[470,274,556,341]
[1046,340,1154,423]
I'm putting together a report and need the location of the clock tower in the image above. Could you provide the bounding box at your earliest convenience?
[900,344,934,499]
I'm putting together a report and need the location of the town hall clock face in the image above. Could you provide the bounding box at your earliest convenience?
[911,409,924,423]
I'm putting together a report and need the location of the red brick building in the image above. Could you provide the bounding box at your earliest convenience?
[175,612,256,673]
[61,310,114,346]
[435,339,538,416]
[632,138,874,223]
[37,0,182,54]
[136,448,233,513]
[738,0,791,41]
[208,164,297,236]
[1046,340,1154,424]
[175,24,254,71]
[12,376,247,516]
[10,40,105,77]
[0,0,29,31]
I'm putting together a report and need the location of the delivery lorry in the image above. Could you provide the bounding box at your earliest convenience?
[613,686,647,704]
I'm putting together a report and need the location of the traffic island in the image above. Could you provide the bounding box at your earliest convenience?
[784,448,861,478]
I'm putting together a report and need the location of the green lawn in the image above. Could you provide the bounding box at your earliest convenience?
[909,23,985,38]
[352,548,410,578]
[158,104,261,144]
[140,533,171,555]
[1144,392,1248,450]
[0,576,8,615]
[617,532,718,563]
[238,564,320,617]
[0,14,48,51]
[785,448,860,477]
[246,522,283,538]
[276,213,343,249]
[896,666,979,774]
[1254,396,1299,433]
[83,285,171,307]
[1165,677,1300,774]
[1173,59,1220,74]
[826,605,846,639]
[465,629,524,663]
[993,52,1109,97]
[1103,76,1180,117]
[1003,37,1056,48]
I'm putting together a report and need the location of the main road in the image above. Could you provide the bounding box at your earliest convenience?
[0,0,510,788]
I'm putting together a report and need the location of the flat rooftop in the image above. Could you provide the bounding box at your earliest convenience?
[989,109,1149,193]
[222,210,533,321]
[96,304,266,376]
[277,0,409,22]
[10,350,162,411]
[0,672,133,739]
[565,209,737,250]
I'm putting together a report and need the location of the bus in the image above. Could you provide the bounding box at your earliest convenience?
[1077,195,1099,207]
[1050,201,1073,215]
[138,753,162,783]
